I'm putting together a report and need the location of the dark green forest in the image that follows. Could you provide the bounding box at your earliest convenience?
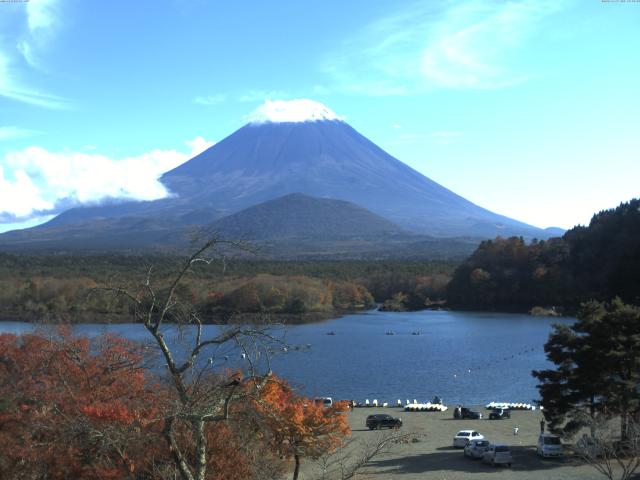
[446,198,640,312]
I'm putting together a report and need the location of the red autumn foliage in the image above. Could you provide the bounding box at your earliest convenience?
[0,331,304,479]
[256,377,351,479]
[0,328,162,479]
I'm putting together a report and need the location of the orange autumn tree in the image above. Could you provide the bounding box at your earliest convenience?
[258,377,351,480]
[0,329,162,479]
[0,330,287,480]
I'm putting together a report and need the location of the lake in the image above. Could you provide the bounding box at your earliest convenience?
[0,309,573,406]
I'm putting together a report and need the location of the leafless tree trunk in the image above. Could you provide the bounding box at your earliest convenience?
[96,237,284,480]
[574,412,640,480]
[293,454,301,480]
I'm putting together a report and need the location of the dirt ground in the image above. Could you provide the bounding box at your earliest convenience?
[298,406,622,480]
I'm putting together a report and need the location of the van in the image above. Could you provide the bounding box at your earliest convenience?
[537,433,563,457]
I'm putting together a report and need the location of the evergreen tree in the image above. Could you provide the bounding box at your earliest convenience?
[533,299,640,440]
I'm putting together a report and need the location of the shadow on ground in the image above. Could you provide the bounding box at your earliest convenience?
[364,445,581,476]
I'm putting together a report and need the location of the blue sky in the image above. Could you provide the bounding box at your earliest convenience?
[0,0,639,233]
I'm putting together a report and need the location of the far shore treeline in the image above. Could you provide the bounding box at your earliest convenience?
[447,198,640,314]
[1,198,638,323]
[0,255,454,323]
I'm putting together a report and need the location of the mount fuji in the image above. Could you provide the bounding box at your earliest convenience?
[0,100,555,255]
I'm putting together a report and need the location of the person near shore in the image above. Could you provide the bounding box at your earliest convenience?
[513,426,519,435]
[540,419,545,433]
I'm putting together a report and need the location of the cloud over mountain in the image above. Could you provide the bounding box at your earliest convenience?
[0,137,213,223]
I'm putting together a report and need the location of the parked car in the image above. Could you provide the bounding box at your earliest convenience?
[464,439,491,459]
[453,406,483,419]
[488,408,510,420]
[482,444,513,467]
[537,433,563,458]
[366,414,402,430]
[314,397,333,407]
[453,430,484,448]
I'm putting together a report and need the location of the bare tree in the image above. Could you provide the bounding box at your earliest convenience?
[574,412,640,480]
[97,237,284,480]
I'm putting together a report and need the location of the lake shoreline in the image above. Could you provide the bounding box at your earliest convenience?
[0,304,571,325]
[0,308,365,325]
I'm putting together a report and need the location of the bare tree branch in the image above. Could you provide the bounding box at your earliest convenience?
[92,235,282,480]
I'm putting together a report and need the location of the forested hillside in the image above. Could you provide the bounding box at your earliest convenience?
[446,199,640,312]
[0,255,454,322]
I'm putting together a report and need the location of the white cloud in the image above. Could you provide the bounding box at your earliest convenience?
[0,166,51,218]
[26,0,60,33]
[0,51,71,109]
[246,99,344,124]
[185,136,214,156]
[0,0,72,108]
[0,126,39,141]
[21,0,60,68]
[0,136,214,223]
[323,0,570,94]
[17,41,38,69]
[419,1,561,89]
[193,94,226,106]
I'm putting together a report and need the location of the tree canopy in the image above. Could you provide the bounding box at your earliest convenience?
[447,198,640,311]
[533,299,640,440]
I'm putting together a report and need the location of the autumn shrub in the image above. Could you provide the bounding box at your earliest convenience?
[0,329,162,479]
[0,331,332,479]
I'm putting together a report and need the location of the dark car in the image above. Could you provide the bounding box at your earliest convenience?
[366,414,402,430]
[488,408,511,420]
[454,406,483,420]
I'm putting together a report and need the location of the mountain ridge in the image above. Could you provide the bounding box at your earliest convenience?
[0,117,561,255]
[211,193,406,240]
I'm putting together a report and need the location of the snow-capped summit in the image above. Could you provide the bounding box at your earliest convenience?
[247,99,344,124]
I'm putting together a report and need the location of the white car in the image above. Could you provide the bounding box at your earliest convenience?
[537,433,563,457]
[482,444,513,467]
[464,439,490,459]
[454,430,484,448]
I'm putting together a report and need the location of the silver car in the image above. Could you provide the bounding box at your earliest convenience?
[482,444,513,467]
[464,439,490,459]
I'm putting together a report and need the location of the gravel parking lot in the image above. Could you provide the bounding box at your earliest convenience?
[300,406,614,480]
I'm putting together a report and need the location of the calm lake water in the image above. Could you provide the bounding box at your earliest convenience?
[0,310,573,406]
